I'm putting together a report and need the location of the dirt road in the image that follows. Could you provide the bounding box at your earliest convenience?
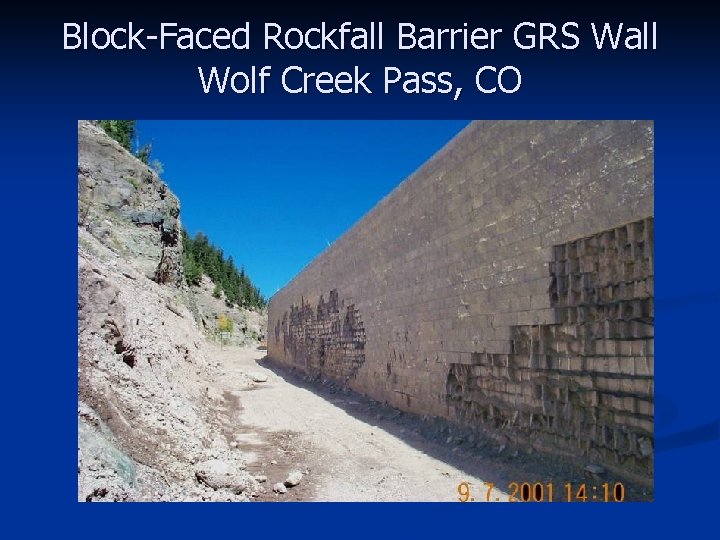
[211,344,652,502]
[211,343,518,502]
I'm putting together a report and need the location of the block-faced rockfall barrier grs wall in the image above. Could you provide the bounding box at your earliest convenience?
[268,121,654,478]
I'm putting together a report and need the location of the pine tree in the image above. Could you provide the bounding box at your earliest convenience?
[98,120,136,151]
[181,228,266,308]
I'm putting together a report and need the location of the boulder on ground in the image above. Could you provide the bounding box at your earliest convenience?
[249,372,268,383]
[273,482,287,494]
[194,459,258,493]
[284,470,302,487]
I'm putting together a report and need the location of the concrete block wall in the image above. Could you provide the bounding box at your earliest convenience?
[447,217,654,473]
[268,121,654,476]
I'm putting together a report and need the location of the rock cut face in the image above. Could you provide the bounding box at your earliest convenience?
[78,120,183,286]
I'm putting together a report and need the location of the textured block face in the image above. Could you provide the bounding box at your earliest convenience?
[274,289,367,381]
[268,120,654,477]
[447,218,654,475]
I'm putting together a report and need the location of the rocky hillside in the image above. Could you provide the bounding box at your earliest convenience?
[77,121,265,501]
[187,275,266,346]
[79,122,183,286]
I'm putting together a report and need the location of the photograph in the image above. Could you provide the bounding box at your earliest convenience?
[78,119,653,502]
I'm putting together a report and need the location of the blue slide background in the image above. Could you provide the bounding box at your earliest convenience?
[1,4,717,537]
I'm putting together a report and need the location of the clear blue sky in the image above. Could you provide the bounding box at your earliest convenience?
[137,120,468,298]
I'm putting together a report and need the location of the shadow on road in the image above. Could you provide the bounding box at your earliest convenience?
[257,355,653,502]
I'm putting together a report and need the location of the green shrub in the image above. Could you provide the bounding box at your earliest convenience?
[98,120,136,151]
[217,314,233,333]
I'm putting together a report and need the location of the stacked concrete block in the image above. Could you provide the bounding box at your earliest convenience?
[268,121,653,478]
[276,289,367,381]
[447,218,653,474]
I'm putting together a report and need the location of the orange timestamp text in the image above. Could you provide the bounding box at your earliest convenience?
[457,481,626,502]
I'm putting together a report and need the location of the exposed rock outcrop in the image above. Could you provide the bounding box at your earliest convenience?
[78,121,182,286]
[77,121,259,501]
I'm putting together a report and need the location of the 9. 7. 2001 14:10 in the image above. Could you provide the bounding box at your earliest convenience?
[457,481,626,502]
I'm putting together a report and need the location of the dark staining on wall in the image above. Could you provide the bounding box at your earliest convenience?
[274,289,367,381]
[447,218,654,474]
